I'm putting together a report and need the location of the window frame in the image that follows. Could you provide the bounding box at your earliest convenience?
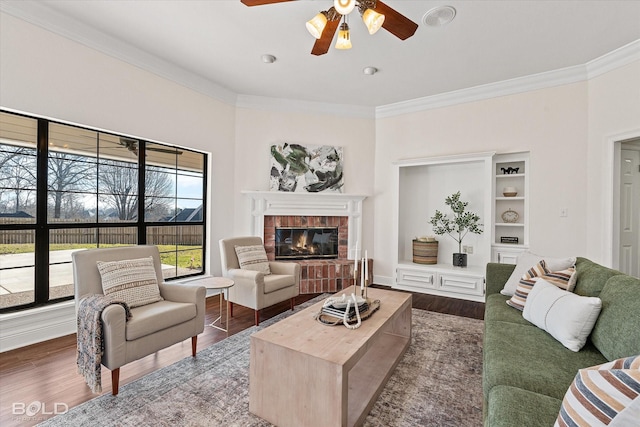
[0,110,208,313]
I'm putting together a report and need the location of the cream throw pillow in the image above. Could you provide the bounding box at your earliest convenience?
[500,251,576,296]
[523,278,602,352]
[97,256,163,308]
[235,245,271,275]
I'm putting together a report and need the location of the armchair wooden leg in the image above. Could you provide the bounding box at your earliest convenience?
[111,368,120,396]
[290,297,295,311]
[229,302,234,317]
[255,310,260,326]
[191,336,197,357]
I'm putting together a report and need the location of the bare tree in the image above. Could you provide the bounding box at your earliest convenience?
[47,152,96,218]
[99,161,172,220]
[0,144,37,214]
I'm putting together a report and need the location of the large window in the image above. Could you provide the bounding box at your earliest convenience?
[0,111,208,312]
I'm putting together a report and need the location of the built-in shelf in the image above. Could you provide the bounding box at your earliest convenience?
[391,151,530,295]
[392,152,494,302]
[492,153,530,263]
[496,196,525,201]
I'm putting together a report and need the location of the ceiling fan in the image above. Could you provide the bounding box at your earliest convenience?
[240,0,418,55]
[119,137,183,156]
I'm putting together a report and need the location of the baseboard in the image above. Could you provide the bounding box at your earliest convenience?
[391,283,486,303]
[0,301,76,352]
[373,274,394,287]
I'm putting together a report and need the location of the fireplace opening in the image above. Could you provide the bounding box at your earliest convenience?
[275,227,339,260]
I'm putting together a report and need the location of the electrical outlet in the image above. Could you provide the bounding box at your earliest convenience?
[560,208,568,217]
[466,245,474,254]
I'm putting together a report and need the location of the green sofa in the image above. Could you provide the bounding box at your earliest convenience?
[483,257,640,426]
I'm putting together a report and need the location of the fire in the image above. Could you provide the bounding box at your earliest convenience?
[296,232,308,249]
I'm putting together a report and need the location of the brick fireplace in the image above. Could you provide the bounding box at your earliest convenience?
[243,191,370,294]
[264,215,364,293]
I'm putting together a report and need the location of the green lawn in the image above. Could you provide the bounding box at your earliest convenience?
[0,243,202,269]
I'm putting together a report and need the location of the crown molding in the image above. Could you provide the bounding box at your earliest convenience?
[375,64,587,118]
[236,95,375,119]
[0,1,238,106]
[376,39,640,119]
[586,39,640,79]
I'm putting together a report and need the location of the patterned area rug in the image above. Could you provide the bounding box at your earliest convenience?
[40,296,484,427]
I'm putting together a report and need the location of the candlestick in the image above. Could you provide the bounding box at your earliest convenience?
[354,244,358,273]
[364,250,368,283]
[360,257,365,293]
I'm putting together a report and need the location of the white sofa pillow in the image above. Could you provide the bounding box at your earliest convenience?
[97,256,163,308]
[523,278,602,352]
[500,251,576,296]
[235,244,271,275]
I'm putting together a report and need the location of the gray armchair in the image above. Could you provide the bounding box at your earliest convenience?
[219,236,300,325]
[72,245,206,395]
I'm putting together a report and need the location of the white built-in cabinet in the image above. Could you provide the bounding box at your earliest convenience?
[392,151,530,302]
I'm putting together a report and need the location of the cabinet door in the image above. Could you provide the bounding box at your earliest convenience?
[439,273,484,296]
[492,247,523,264]
[497,252,519,264]
[397,267,437,290]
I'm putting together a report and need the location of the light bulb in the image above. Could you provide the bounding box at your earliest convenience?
[306,12,327,39]
[362,9,385,34]
[334,0,356,15]
[335,22,352,49]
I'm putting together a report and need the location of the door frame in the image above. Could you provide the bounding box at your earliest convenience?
[606,128,640,270]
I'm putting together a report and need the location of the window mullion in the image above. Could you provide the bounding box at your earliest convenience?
[138,140,146,244]
[35,119,49,304]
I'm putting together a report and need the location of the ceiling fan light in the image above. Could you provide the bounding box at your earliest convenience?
[335,22,352,49]
[362,9,385,34]
[334,0,356,15]
[306,12,328,39]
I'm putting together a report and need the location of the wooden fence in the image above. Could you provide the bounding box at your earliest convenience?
[0,219,202,246]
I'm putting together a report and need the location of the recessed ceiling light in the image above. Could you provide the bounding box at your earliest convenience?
[363,66,378,75]
[422,6,456,27]
[261,54,276,64]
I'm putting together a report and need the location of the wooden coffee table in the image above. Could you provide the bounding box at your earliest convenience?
[249,287,412,427]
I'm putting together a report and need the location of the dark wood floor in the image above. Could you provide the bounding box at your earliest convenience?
[0,289,483,426]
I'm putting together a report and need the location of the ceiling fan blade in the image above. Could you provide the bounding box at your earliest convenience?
[374,0,418,40]
[148,147,183,155]
[240,0,294,6]
[311,18,341,56]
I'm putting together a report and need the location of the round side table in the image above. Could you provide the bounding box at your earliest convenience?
[191,277,234,333]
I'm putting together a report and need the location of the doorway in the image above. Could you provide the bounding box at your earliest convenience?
[614,138,640,277]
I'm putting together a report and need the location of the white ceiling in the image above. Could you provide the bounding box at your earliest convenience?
[4,0,640,108]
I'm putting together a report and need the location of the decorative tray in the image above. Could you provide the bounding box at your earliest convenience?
[316,298,380,326]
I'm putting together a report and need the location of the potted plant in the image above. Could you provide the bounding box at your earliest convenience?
[429,191,483,267]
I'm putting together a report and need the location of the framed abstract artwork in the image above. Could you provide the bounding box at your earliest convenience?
[269,143,344,193]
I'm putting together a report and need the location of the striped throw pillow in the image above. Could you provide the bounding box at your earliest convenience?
[235,245,271,275]
[507,261,577,311]
[543,266,577,292]
[97,256,163,308]
[506,260,548,311]
[555,355,640,427]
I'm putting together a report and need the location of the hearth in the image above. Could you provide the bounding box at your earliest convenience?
[275,227,338,260]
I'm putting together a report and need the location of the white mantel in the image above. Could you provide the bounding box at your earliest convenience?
[242,191,367,260]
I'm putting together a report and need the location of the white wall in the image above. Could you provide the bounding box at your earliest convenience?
[233,107,376,250]
[374,83,590,281]
[586,61,640,265]
[0,12,236,275]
